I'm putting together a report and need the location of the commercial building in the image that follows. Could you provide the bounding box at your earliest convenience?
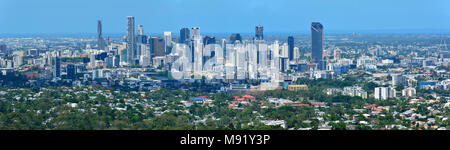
[255,26,263,40]
[311,22,324,69]
[288,84,308,91]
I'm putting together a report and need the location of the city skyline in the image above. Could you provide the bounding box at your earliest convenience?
[1,0,449,145]
[1,0,450,34]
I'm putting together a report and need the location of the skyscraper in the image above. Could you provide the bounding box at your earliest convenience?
[0,44,6,54]
[230,33,242,44]
[311,22,324,69]
[97,20,105,50]
[126,16,136,65]
[13,55,23,68]
[191,27,201,40]
[189,27,203,75]
[180,28,190,44]
[288,36,294,61]
[203,36,216,46]
[54,55,61,78]
[150,37,165,57]
[136,25,147,44]
[255,26,263,40]
[137,25,144,36]
[67,64,76,80]
[164,32,172,54]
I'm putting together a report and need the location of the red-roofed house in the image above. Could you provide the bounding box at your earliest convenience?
[242,95,256,101]
[364,104,376,109]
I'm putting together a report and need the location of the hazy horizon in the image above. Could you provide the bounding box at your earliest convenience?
[1,0,449,34]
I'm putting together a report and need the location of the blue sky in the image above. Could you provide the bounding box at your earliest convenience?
[1,0,449,34]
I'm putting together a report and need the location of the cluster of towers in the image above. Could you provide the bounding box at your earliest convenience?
[169,22,324,83]
[96,17,325,83]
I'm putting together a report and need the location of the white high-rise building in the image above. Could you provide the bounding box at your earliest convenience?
[139,44,151,67]
[357,55,377,69]
[293,47,300,61]
[189,27,203,79]
[13,55,23,68]
[137,25,144,36]
[280,43,289,58]
[191,27,201,40]
[374,87,396,100]
[164,31,172,51]
[90,54,96,69]
[235,43,247,80]
[402,87,416,97]
[257,42,268,69]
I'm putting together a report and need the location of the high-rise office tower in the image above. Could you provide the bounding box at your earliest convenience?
[126,16,136,65]
[54,56,61,78]
[288,36,294,61]
[392,74,405,86]
[191,27,201,40]
[230,33,242,44]
[164,32,172,54]
[255,26,264,40]
[164,32,172,42]
[114,55,120,67]
[180,28,190,43]
[67,64,76,80]
[203,36,216,46]
[0,44,7,54]
[136,25,147,44]
[150,37,165,57]
[189,27,203,74]
[90,54,96,68]
[97,20,105,50]
[311,22,324,69]
[137,25,144,36]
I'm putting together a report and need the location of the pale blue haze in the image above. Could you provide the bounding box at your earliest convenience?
[0,0,449,34]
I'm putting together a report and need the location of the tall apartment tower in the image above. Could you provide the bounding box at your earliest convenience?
[255,26,264,40]
[126,16,136,65]
[374,87,396,100]
[97,20,105,50]
[311,22,324,69]
[54,51,61,78]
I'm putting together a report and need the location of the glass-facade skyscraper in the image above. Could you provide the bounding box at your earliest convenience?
[67,64,76,80]
[255,26,263,40]
[288,36,294,61]
[311,22,324,69]
[203,36,216,46]
[180,28,190,44]
[230,33,242,44]
[126,16,135,65]
[54,56,61,78]
[97,20,105,50]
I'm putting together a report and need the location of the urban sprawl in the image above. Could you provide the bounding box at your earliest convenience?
[0,17,449,130]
